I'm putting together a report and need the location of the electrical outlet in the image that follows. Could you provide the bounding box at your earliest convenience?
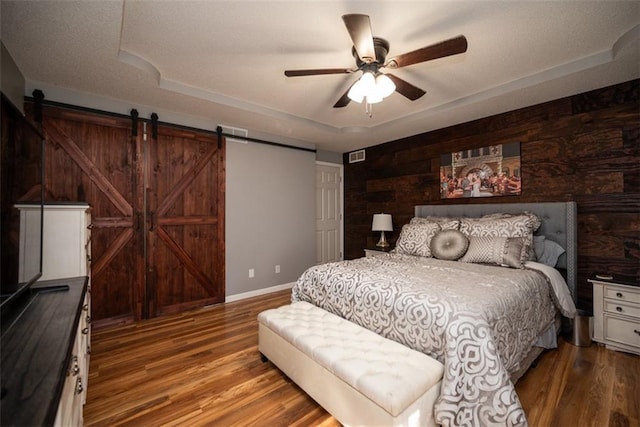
[275,265,280,274]
[249,268,254,278]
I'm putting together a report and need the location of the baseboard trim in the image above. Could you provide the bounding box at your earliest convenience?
[226,282,295,303]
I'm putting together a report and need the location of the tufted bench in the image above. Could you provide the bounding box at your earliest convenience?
[258,301,444,426]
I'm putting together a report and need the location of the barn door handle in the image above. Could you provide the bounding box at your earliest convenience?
[149,211,155,231]
[135,212,143,231]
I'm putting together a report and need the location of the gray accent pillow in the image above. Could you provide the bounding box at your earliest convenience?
[430,230,469,260]
[533,235,566,267]
[459,236,527,269]
[394,223,441,257]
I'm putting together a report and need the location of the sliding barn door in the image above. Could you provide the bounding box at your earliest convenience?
[34,103,225,324]
[38,106,143,325]
[146,123,225,316]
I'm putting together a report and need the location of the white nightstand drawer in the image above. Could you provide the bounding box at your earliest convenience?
[604,286,640,304]
[364,249,391,258]
[604,315,640,348]
[604,300,640,319]
[591,276,640,355]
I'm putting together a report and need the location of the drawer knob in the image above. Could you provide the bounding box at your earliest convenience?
[616,292,623,298]
[634,329,640,336]
[616,306,623,312]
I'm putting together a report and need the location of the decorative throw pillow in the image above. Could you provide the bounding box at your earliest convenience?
[410,216,460,230]
[460,216,535,263]
[430,230,469,261]
[459,236,528,269]
[482,211,542,232]
[394,223,441,257]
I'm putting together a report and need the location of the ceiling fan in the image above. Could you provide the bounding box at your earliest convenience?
[284,14,468,109]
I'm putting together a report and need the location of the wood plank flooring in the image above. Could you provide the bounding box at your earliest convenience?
[84,289,639,426]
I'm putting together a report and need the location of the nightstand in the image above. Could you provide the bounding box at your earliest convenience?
[364,247,392,258]
[589,274,640,355]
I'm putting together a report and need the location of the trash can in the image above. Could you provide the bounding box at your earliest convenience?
[569,309,593,347]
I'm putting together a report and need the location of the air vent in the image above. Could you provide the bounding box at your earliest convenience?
[219,124,248,144]
[349,149,365,163]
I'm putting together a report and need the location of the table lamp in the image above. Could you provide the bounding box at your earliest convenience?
[372,213,392,248]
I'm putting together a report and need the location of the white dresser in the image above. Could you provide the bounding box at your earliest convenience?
[590,275,640,356]
[16,203,92,426]
[18,203,92,281]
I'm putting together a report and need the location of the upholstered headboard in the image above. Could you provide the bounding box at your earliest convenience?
[415,202,578,302]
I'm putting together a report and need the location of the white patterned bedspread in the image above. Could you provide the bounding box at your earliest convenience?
[291,253,571,427]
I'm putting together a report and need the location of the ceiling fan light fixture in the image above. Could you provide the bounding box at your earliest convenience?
[347,79,365,103]
[366,93,383,104]
[359,71,376,93]
[375,73,396,99]
[348,71,392,104]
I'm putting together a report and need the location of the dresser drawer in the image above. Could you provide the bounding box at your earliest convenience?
[604,285,640,305]
[604,315,640,349]
[603,300,640,319]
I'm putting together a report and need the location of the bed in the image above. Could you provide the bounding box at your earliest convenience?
[291,202,577,426]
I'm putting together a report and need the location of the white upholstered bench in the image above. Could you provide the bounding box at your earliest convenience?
[258,301,444,427]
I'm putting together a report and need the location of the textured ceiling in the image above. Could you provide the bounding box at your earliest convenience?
[1,1,639,153]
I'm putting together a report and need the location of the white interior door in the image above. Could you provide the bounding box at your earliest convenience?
[316,162,342,264]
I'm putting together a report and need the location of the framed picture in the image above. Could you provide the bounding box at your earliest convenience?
[440,142,521,199]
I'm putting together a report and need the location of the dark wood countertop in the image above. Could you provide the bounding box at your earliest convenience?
[1,276,88,426]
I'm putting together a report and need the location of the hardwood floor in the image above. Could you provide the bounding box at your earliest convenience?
[84,289,639,426]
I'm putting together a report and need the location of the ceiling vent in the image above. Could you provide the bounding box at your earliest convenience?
[348,149,365,163]
[219,124,248,144]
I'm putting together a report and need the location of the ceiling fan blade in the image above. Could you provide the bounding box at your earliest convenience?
[285,68,353,77]
[385,35,468,69]
[342,14,376,63]
[385,73,426,101]
[333,83,355,108]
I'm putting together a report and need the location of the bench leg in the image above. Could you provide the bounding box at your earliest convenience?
[260,352,269,363]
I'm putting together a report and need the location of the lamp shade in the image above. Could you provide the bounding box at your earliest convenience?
[372,213,393,232]
[375,74,396,98]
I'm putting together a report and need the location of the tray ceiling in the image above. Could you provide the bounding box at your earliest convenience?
[1,1,638,153]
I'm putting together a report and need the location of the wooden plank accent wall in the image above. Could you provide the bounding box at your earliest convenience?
[343,79,639,310]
